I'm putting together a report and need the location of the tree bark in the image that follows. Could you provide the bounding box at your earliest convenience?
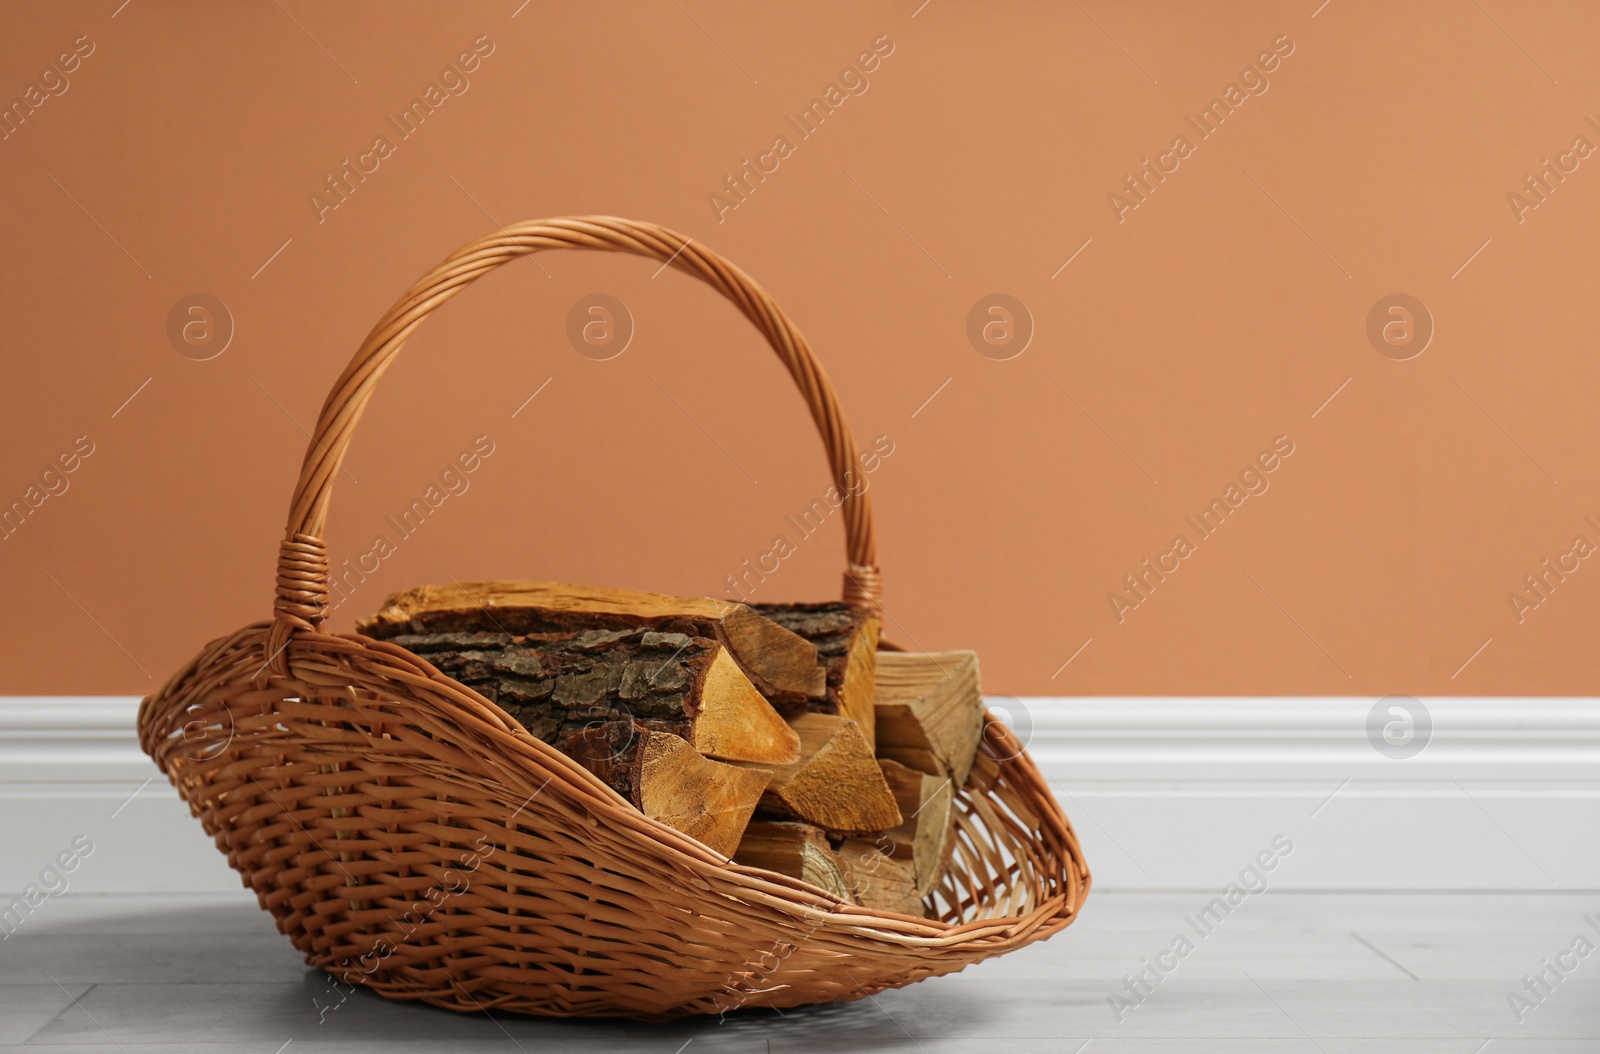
[381,627,799,766]
[361,580,827,709]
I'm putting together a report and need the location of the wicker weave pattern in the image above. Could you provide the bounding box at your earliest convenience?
[137,217,1089,1018]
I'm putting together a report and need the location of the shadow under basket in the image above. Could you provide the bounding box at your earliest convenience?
[137,216,1089,1019]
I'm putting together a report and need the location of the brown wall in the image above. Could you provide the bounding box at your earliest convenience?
[3,2,1599,696]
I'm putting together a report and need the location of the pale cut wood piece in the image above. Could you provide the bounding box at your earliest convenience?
[694,649,801,765]
[737,713,902,836]
[751,603,879,747]
[380,627,800,766]
[733,820,853,901]
[838,616,880,747]
[360,579,827,707]
[837,838,923,915]
[873,650,983,785]
[878,758,955,895]
[571,727,771,859]
[636,732,771,859]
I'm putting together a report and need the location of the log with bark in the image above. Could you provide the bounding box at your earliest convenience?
[380,627,800,766]
[751,603,879,746]
[877,758,955,895]
[361,580,827,709]
[873,650,984,786]
[737,713,901,837]
[365,589,978,902]
[568,725,770,858]
[836,838,923,916]
[733,820,852,901]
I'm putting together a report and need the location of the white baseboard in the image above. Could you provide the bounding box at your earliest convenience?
[3,696,1596,893]
[1011,697,1600,892]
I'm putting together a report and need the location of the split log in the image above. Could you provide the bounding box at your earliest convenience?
[751,603,879,746]
[874,650,984,786]
[361,580,826,709]
[836,839,923,915]
[568,726,770,858]
[382,627,799,766]
[733,820,852,901]
[739,713,901,836]
[878,758,955,895]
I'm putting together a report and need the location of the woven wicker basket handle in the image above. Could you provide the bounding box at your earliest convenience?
[268,216,881,670]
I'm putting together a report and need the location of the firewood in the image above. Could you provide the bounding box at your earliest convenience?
[361,580,826,709]
[878,758,955,895]
[873,650,983,786]
[733,820,852,901]
[382,627,799,766]
[567,725,770,858]
[751,603,879,746]
[836,838,923,915]
[739,713,901,836]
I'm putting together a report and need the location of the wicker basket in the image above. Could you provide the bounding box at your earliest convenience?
[137,216,1089,1019]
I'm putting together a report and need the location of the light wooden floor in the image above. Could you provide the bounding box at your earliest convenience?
[1,891,1596,1052]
